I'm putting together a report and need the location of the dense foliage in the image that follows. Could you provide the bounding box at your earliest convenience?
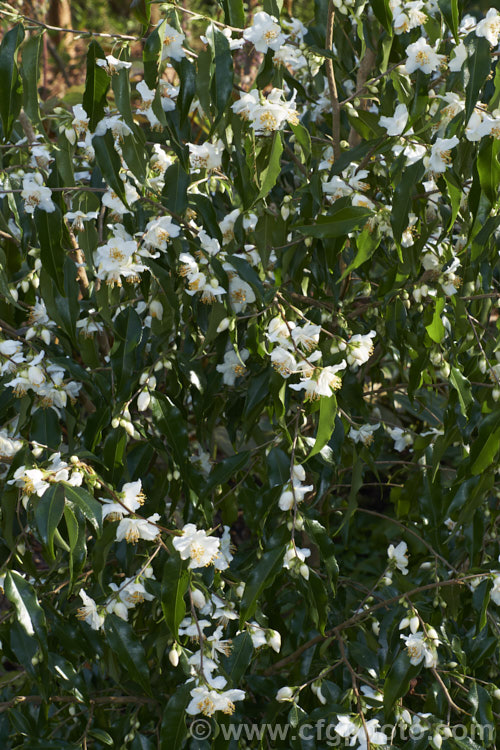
[0,0,500,747]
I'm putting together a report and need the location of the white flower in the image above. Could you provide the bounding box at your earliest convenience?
[172,523,220,568]
[72,104,89,137]
[21,174,56,214]
[276,686,295,702]
[393,1,427,33]
[448,40,467,72]
[476,8,500,47]
[142,216,180,252]
[267,317,294,347]
[0,430,23,459]
[291,323,321,352]
[401,632,438,667]
[491,574,500,605]
[379,104,408,136]
[428,136,459,173]
[216,349,249,386]
[228,278,256,313]
[349,423,380,446]
[243,12,287,53]
[248,88,299,135]
[116,514,160,544]
[96,55,132,75]
[271,347,297,377]
[160,22,186,61]
[94,236,145,286]
[405,37,444,74]
[273,45,307,71]
[231,89,260,121]
[290,362,347,400]
[188,140,224,170]
[388,426,414,452]
[102,182,140,215]
[186,686,245,716]
[76,591,104,630]
[213,526,234,570]
[346,331,376,368]
[387,541,409,574]
[101,480,145,521]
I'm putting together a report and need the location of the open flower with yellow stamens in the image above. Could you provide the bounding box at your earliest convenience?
[172,523,221,568]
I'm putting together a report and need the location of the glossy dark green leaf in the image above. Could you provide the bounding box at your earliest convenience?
[240,544,286,625]
[93,130,128,206]
[224,0,245,27]
[390,159,425,243]
[371,0,393,33]
[465,36,491,121]
[34,484,65,561]
[162,161,189,215]
[131,0,151,26]
[304,518,339,594]
[0,23,24,140]
[205,451,250,492]
[449,366,473,417]
[143,25,162,88]
[438,0,459,41]
[82,40,110,131]
[104,614,151,693]
[110,307,143,400]
[221,631,254,683]
[255,132,283,202]
[5,571,47,654]
[383,651,421,715]
[294,207,372,238]
[477,136,500,206]
[159,682,191,749]
[150,393,189,472]
[34,205,65,295]
[161,553,189,638]
[212,27,233,122]
[63,484,102,534]
[307,395,337,459]
[177,58,196,122]
[21,33,42,125]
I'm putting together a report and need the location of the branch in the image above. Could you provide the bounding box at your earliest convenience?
[325,1,341,161]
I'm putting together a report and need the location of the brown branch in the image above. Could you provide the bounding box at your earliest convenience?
[325,1,341,161]
[348,47,377,148]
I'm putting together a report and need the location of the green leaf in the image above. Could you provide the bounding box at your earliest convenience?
[477,137,500,206]
[449,366,473,417]
[177,58,196,122]
[29,407,61,451]
[294,207,372,238]
[465,36,491,122]
[161,553,189,638]
[224,0,245,27]
[34,484,65,561]
[104,614,151,693]
[307,395,337,459]
[5,571,47,654]
[21,33,42,125]
[110,307,143,400]
[255,132,283,201]
[93,130,128,206]
[205,451,250,492]
[160,682,191,749]
[307,570,328,634]
[143,25,162,88]
[240,544,286,625]
[383,651,421,715]
[0,23,24,140]
[82,40,110,131]
[34,205,65,295]
[371,0,393,33]
[438,0,459,41]
[162,161,189,215]
[221,631,254,683]
[304,519,339,594]
[390,159,425,243]
[470,426,500,476]
[150,393,189,473]
[63,484,102,534]
[131,0,151,26]
[425,296,445,343]
[212,27,233,123]
[112,55,135,129]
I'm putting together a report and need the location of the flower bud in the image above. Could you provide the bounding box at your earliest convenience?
[168,647,179,667]
[149,300,163,320]
[217,317,230,333]
[276,686,294,702]
[190,588,206,608]
[137,390,151,412]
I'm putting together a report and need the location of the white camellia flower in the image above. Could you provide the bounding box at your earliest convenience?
[76,591,105,630]
[346,331,376,368]
[96,55,131,75]
[228,278,256,313]
[142,216,180,252]
[267,317,295,347]
[94,237,145,286]
[393,1,427,34]
[323,175,353,202]
[243,11,287,53]
[348,423,380,446]
[172,523,220,568]
[475,8,500,47]
[186,686,245,716]
[428,136,459,173]
[405,37,444,74]
[231,89,260,121]
[387,540,409,574]
[448,40,467,72]
[136,80,161,128]
[291,323,321,352]
[216,349,249,386]
[248,88,299,135]
[0,430,23,459]
[388,426,414,452]
[379,103,409,136]
[401,632,438,667]
[160,22,186,61]
[490,573,500,605]
[21,174,56,214]
[213,526,234,570]
[71,104,89,136]
[188,140,224,170]
[271,347,297,377]
[116,513,160,544]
